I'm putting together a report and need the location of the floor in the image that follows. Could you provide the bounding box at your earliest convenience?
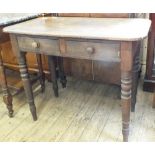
[0,76,155,142]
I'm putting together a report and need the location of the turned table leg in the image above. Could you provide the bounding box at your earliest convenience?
[36,54,45,93]
[48,56,58,97]
[18,52,37,121]
[121,72,132,142]
[57,57,67,88]
[0,46,13,117]
[121,42,133,142]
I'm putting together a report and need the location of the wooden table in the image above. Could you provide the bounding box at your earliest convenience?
[3,17,151,141]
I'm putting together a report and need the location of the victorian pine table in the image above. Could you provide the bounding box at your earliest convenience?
[3,17,151,141]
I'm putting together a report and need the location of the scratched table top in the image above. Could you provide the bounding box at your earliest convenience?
[4,17,151,41]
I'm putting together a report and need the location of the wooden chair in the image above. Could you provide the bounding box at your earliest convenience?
[0,39,45,117]
[0,14,45,117]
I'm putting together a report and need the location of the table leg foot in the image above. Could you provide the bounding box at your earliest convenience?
[30,105,37,121]
[123,134,129,142]
[60,76,67,88]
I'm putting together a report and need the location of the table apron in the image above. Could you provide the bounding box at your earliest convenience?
[17,36,121,62]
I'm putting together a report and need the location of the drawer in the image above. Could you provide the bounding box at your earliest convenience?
[65,40,120,61]
[17,36,60,56]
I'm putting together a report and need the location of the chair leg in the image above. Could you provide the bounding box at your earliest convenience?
[0,48,13,117]
[36,54,45,93]
[57,57,67,88]
[48,56,59,97]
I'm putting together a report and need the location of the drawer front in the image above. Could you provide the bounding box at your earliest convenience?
[65,40,120,61]
[17,36,60,56]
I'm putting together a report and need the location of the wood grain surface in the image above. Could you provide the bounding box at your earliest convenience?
[3,17,151,41]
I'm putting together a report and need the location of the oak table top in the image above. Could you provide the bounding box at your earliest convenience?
[3,17,151,41]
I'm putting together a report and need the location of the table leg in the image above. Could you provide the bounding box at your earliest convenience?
[48,56,58,97]
[36,54,45,93]
[121,42,133,142]
[0,47,13,117]
[57,57,67,88]
[121,72,132,142]
[131,54,140,112]
[18,52,37,121]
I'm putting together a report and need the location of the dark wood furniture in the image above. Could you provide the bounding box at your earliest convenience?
[1,14,134,84]
[1,14,139,96]
[4,17,150,142]
[143,13,155,92]
[0,14,45,117]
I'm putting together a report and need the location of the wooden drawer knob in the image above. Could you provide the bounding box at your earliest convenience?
[32,41,40,48]
[86,47,94,55]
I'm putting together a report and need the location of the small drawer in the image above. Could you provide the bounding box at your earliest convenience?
[65,40,120,61]
[17,36,60,56]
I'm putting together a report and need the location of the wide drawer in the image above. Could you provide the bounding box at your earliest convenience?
[17,36,60,56]
[65,40,120,61]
